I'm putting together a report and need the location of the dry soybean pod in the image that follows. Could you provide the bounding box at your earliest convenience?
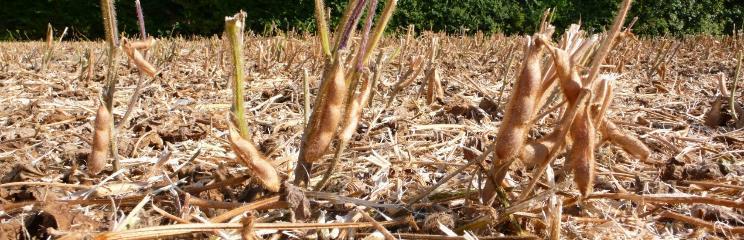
[591,76,614,127]
[295,54,347,186]
[316,70,374,190]
[549,47,582,105]
[122,38,158,77]
[88,104,112,175]
[226,115,281,192]
[492,36,546,164]
[315,0,380,190]
[483,35,546,200]
[600,120,650,161]
[566,104,596,196]
[548,38,599,196]
[222,11,280,192]
[519,130,561,168]
[89,0,119,174]
[424,37,443,104]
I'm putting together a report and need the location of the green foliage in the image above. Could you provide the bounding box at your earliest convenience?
[391,0,525,34]
[0,0,742,40]
[630,0,736,35]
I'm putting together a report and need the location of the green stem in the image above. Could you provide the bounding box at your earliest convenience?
[225,11,250,138]
[331,0,360,52]
[362,0,397,65]
[314,0,332,58]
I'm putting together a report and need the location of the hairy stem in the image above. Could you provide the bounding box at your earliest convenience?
[314,0,332,57]
[100,0,120,173]
[225,11,249,138]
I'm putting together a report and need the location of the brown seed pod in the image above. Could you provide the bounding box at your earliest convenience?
[45,23,53,49]
[425,67,444,104]
[484,36,547,201]
[589,76,616,127]
[549,47,582,105]
[294,56,347,186]
[493,35,546,162]
[127,37,155,51]
[88,105,112,175]
[567,106,595,196]
[227,115,281,192]
[600,120,651,162]
[122,38,157,77]
[519,130,561,168]
[298,55,347,170]
[339,71,373,142]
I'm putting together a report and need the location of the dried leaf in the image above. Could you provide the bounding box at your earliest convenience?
[282,182,311,219]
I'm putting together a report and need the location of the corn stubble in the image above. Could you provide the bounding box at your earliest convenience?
[424,38,444,105]
[483,0,648,201]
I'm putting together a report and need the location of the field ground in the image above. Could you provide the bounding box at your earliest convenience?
[0,34,743,239]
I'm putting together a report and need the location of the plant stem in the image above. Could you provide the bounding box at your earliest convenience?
[314,0,332,58]
[135,0,147,39]
[731,50,742,121]
[117,0,150,131]
[100,0,120,172]
[585,0,633,87]
[225,11,250,138]
[362,0,397,64]
[331,0,360,51]
[303,69,311,125]
[336,0,367,51]
[496,43,517,108]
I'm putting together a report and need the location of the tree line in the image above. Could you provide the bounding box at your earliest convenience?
[1,0,741,40]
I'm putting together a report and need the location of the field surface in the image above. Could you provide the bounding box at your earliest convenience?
[1,34,743,239]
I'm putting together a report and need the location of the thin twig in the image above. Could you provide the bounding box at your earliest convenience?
[589,192,744,209]
[0,182,92,190]
[659,210,744,234]
[96,220,405,240]
[209,195,284,223]
[358,208,396,240]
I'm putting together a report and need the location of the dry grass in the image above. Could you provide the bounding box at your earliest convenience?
[0,21,743,240]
